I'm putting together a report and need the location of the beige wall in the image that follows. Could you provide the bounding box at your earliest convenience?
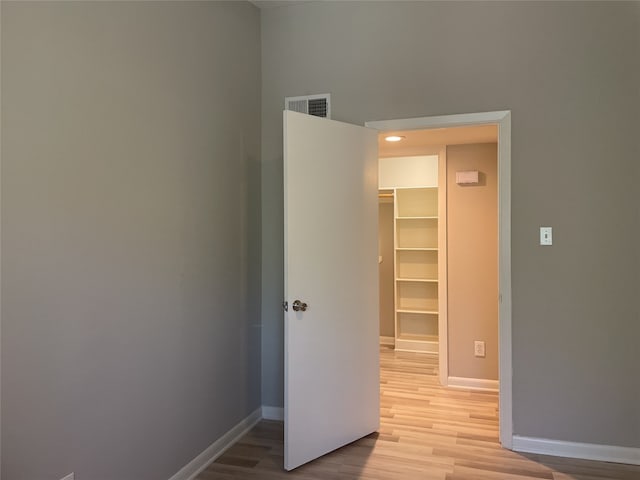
[446,144,498,381]
[1,2,262,479]
[260,1,640,448]
[378,201,394,337]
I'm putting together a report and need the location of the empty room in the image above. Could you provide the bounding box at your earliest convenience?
[1,1,638,479]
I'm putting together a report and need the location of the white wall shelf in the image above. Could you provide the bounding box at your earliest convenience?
[396,278,438,283]
[397,308,439,315]
[393,186,440,353]
[396,247,438,251]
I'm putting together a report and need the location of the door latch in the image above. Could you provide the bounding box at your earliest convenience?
[282,300,288,312]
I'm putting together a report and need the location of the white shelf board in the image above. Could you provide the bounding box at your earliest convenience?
[396,308,439,315]
[396,216,438,220]
[396,333,438,343]
[396,278,438,283]
[395,337,438,353]
[396,247,438,251]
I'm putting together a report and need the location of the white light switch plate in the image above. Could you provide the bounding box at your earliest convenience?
[540,227,552,245]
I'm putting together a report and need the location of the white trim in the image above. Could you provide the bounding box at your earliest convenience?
[447,376,499,392]
[436,146,448,387]
[168,407,262,480]
[512,436,640,466]
[367,111,510,131]
[497,112,513,448]
[366,110,513,449]
[379,336,395,346]
[261,405,284,421]
[395,338,438,353]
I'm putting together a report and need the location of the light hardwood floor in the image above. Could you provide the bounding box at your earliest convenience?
[197,347,640,479]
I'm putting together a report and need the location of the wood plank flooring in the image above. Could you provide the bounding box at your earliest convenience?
[197,347,640,479]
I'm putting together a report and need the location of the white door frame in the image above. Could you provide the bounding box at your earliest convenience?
[366,111,513,448]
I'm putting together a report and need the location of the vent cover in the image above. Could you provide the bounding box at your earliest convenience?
[285,93,331,119]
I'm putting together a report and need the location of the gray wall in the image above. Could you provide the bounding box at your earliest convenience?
[1,2,261,479]
[261,1,640,448]
[447,143,498,381]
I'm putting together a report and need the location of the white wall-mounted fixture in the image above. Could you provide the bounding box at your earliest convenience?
[456,170,479,185]
[285,93,331,118]
[384,135,405,142]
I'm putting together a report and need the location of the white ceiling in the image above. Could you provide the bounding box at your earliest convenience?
[378,124,498,158]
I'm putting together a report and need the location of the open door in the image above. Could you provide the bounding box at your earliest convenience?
[284,111,379,470]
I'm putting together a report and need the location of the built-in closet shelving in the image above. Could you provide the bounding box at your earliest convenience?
[394,187,439,353]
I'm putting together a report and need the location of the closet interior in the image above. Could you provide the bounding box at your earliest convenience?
[378,125,500,394]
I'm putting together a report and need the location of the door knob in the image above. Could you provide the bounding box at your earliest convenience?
[292,300,308,312]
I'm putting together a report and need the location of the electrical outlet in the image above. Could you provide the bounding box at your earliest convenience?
[60,473,74,480]
[474,341,486,358]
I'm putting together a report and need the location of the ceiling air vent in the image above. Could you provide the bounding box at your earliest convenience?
[285,93,331,119]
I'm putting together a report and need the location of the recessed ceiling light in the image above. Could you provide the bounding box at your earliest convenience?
[384,135,405,142]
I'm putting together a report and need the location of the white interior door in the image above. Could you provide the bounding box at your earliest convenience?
[284,110,379,470]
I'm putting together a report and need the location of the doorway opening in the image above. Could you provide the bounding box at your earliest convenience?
[367,111,512,447]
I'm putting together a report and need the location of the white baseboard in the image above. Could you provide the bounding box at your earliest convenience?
[512,436,640,466]
[168,407,262,480]
[447,376,499,392]
[379,336,395,346]
[262,405,284,421]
